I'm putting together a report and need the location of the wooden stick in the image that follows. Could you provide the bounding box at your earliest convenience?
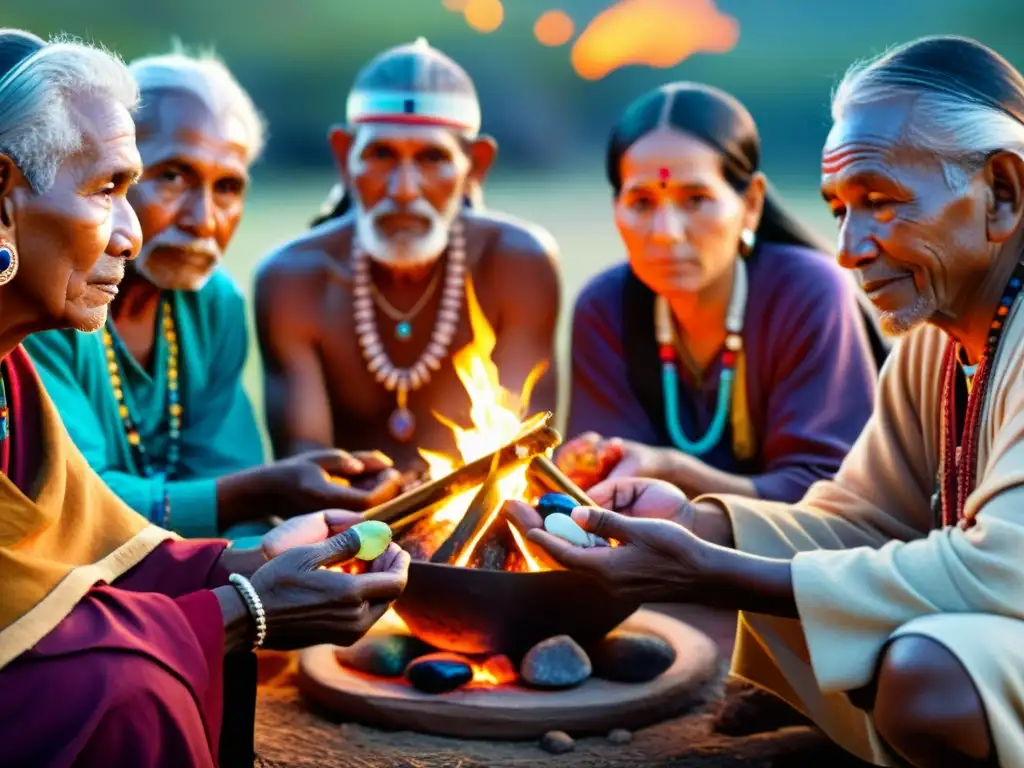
[429,451,508,565]
[527,455,597,508]
[362,420,559,526]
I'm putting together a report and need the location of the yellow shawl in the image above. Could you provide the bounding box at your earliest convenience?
[0,355,173,670]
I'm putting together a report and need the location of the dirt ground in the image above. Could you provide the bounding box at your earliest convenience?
[253,605,876,768]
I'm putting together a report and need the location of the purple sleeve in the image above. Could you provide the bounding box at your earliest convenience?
[566,269,661,443]
[114,538,231,594]
[748,262,877,502]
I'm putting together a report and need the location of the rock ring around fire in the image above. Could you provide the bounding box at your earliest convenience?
[296,609,718,740]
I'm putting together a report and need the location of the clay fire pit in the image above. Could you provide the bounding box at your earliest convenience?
[393,561,636,656]
[297,609,719,740]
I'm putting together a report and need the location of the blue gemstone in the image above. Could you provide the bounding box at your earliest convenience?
[537,492,579,519]
[1012,278,1021,289]
[0,247,11,272]
[396,321,412,341]
[388,407,416,442]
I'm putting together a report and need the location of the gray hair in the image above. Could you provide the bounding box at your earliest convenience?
[0,35,138,192]
[831,39,1024,192]
[129,47,266,165]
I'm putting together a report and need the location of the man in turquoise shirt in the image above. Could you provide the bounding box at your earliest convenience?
[24,50,401,539]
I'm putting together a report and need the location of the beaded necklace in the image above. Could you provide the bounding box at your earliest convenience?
[0,372,8,443]
[937,259,1024,529]
[654,259,748,456]
[101,297,182,527]
[352,218,466,442]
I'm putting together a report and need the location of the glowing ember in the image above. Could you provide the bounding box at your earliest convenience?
[469,654,517,687]
[406,279,548,571]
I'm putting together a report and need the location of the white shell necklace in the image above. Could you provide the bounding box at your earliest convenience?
[352,218,467,442]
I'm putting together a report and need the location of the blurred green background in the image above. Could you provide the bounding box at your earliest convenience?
[8,0,1023,432]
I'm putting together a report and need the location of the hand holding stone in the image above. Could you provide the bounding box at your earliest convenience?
[524,506,712,604]
[249,527,410,650]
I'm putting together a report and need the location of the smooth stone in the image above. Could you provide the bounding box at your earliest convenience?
[388,407,416,443]
[520,634,592,689]
[607,728,633,745]
[536,492,577,520]
[544,512,601,548]
[539,730,575,755]
[590,631,676,683]
[405,652,474,694]
[335,634,431,678]
[350,520,393,561]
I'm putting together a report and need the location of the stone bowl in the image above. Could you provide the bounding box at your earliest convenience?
[392,560,638,657]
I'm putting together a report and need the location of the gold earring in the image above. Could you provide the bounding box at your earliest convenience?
[739,228,756,257]
[0,239,17,286]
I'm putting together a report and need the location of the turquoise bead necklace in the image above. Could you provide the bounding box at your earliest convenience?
[654,259,748,456]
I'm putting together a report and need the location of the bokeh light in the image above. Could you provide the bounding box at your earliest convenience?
[442,0,469,11]
[571,0,739,80]
[464,0,504,33]
[534,10,575,47]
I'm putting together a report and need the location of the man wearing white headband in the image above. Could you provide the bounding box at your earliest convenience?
[256,39,561,472]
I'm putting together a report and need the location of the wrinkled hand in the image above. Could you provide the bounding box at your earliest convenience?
[250,527,410,650]
[267,449,403,518]
[521,506,710,603]
[261,508,364,559]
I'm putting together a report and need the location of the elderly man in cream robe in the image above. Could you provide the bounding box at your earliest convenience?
[506,35,1024,768]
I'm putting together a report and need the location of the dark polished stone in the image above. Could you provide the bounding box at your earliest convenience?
[405,652,474,694]
[590,631,676,683]
[536,492,578,520]
[335,634,432,678]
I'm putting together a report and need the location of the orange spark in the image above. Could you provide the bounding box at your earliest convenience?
[534,10,576,47]
[571,0,739,80]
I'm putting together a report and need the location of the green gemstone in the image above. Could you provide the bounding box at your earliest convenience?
[396,321,412,341]
[352,520,393,561]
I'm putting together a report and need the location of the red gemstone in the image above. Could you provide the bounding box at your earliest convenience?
[659,345,675,362]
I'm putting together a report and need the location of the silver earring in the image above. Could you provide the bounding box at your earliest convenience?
[739,228,756,256]
[0,239,17,286]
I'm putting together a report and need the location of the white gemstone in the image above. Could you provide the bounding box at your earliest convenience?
[365,342,383,357]
[436,320,457,336]
[354,308,374,322]
[409,369,423,389]
[544,513,592,548]
[368,353,389,373]
[384,370,399,391]
[355,322,376,337]
[425,355,442,371]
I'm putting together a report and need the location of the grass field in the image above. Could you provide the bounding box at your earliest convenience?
[228,169,834,440]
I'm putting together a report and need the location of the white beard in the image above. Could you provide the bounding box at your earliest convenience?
[354,195,462,270]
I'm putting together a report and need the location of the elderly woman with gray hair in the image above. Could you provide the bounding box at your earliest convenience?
[0,29,408,768]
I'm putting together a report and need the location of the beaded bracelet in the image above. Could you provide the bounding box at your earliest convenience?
[228,573,267,651]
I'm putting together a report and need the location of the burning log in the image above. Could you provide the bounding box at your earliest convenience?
[527,455,597,508]
[430,451,509,566]
[467,515,514,571]
[363,419,559,527]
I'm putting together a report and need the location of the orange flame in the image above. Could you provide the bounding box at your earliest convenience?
[469,654,517,686]
[412,279,548,571]
[571,0,738,80]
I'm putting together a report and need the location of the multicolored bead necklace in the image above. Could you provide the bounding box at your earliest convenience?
[352,218,466,442]
[101,297,182,527]
[654,259,748,456]
[938,259,1024,529]
[0,373,8,443]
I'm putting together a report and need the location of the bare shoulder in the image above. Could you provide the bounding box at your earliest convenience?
[254,216,357,309]
[466,209,558,264]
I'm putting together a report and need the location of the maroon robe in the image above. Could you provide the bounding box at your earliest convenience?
[0,347,237,767]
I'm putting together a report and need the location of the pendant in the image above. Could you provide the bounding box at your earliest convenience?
[388,407,416,442]
[396,320,412,341]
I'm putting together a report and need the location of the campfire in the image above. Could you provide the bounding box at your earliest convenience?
[319,281,679,709]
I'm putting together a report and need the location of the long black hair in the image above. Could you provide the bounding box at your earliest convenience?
[607,82,888,366]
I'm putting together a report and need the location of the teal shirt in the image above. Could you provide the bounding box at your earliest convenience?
[24,269,265,538]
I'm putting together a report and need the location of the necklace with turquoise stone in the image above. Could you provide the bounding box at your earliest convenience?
[653,260,748,456]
